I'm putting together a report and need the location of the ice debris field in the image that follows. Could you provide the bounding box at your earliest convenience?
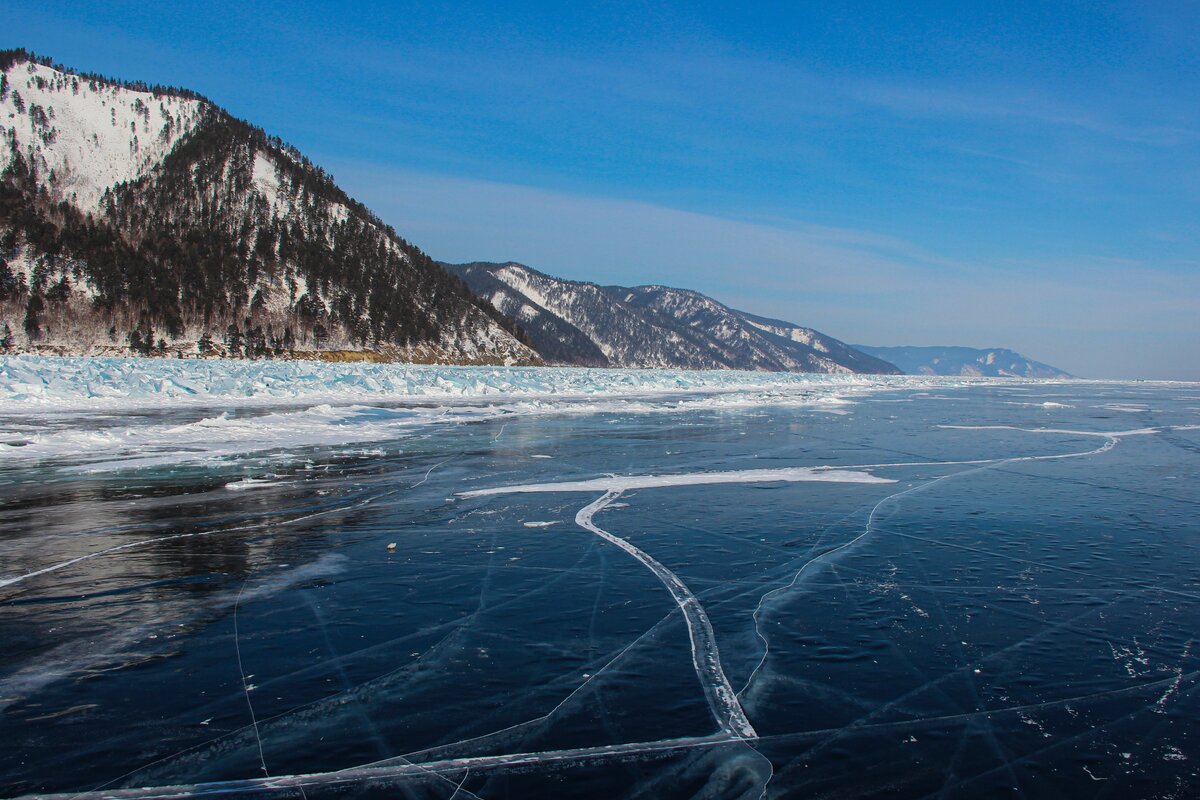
[1,355,983,412]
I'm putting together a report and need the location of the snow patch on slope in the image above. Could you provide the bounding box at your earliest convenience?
[2,61,203,212]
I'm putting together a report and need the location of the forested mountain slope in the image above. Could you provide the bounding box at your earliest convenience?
[446,261,901,374]
[0,51,537,363]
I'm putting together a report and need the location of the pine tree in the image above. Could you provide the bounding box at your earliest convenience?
[23,294,43,340]
[0,259,16,300]
[46,275,70,301]
[225,324,243,357]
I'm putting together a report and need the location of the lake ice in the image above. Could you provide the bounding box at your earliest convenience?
[1,360,1197,798]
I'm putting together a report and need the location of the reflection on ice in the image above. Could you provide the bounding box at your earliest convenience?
[0,554,347,709]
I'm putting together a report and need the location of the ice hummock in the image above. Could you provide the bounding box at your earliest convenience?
[0,357,1067,470]
[0,356,933,413]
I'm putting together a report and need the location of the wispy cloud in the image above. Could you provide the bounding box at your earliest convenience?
[851,80,1200,146]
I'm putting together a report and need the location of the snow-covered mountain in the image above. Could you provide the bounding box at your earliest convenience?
[852,345,1071,378]
[445,261,901,374]
[0,51,537,364]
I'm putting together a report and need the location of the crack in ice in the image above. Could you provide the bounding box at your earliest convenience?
[737,432,1122,705]
[455,465,899,740]
[575,490,757,739]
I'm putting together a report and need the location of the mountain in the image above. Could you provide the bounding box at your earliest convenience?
[444,261,902,374]
[852,345,1071,378]
[0,50,538,364]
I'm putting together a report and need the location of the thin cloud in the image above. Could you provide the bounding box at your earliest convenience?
[852,81,1200,146]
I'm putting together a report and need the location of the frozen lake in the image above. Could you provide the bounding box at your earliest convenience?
[1,362,1197,798]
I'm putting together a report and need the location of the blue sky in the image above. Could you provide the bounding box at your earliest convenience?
[9,1,1200,378]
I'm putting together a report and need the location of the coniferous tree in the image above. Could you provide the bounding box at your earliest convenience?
[23,293,43,339]
[225,324,243,357]
[0,259,16,300]
[46,275,70,301]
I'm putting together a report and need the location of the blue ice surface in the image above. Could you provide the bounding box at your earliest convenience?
[0,372,1197,798]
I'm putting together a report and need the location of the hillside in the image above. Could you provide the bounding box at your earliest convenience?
[445,261,901,374]
[0,50,538,364]
[852,345,1071,378]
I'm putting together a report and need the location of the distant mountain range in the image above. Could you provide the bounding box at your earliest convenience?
[444,262,901,374]
[852,345,1071,378]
